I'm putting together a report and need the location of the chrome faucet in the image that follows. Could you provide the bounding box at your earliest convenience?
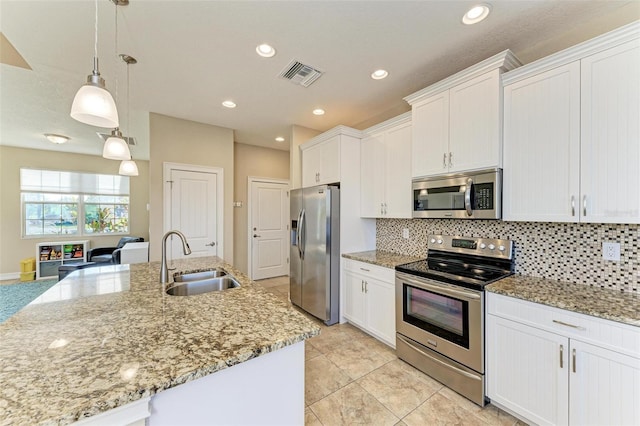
[160,230,192,284]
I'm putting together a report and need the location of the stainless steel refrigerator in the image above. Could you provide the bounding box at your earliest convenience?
[290,185,340,325]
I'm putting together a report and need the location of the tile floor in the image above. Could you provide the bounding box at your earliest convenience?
[257,275,527,426]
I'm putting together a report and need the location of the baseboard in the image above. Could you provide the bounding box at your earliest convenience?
[0,272,20,281]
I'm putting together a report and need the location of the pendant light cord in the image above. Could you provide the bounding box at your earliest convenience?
[94,0,98,60]
[127,61,133,159]
[114,1,119,107]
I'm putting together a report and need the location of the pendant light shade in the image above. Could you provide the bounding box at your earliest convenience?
[70,0,119,128]
[103,128,131,160]
[119,160,139,176]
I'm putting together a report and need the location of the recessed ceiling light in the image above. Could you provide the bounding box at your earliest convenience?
[371,69,388,80]
[44,133,70,144]
[222,100,236,108]
[256,44,276,58]
[275,136,285,142]
[462,3,491,25]
[313,109,325,116]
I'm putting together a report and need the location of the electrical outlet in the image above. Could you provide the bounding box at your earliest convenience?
[602,242,621,261]
[402,228,410,239]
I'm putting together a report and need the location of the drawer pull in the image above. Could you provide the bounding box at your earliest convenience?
[552,319,585,331]
[560,344,564,369]
[360,268,370,272]
[572,348,577,373]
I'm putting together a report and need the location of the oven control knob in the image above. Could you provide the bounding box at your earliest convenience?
[498,245,506,252]
[437,239,443,244]
[479,243,486,249]
[488,244,496,250]
[430,238,436,244]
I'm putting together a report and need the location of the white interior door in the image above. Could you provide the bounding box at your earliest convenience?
[170,169,218,258]
[250,180,289,280]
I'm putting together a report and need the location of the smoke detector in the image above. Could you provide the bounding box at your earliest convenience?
[278,59,324,87]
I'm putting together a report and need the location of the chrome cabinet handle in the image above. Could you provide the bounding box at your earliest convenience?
[361,280,364,292]
[449,152,453,168]
[443,153,447,168]
[553,319,586,331]
[360,267,370,272]
[364,280,368,293]
[464,178,473,217]
[380,203,384,215]
[571,196,575,217]
[560,344,564,369]
[383,203,387,215]
[583,195,587,217]
[572,348,576,373]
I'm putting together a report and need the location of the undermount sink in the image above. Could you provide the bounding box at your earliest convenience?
[173,268,227,282]
[166,274,240,296]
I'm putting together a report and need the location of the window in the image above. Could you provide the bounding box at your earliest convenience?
[21,168,130,237]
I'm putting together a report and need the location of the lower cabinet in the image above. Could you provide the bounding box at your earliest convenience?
[342,259,395,347]
[487,292,640,426]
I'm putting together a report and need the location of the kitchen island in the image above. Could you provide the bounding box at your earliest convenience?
[0,257,320,425]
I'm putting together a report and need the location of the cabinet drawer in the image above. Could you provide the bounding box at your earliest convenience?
[342,258,394,283]
[487,292,640,357]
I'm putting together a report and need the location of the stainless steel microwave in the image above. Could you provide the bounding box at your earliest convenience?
[412,169,502,219]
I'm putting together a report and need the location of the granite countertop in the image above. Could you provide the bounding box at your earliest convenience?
[342,250,422,269]
[0,257,320,426]
[486,275,640,327]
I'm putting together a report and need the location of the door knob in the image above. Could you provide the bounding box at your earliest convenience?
[205,242,216,246]
[253,234,261,238]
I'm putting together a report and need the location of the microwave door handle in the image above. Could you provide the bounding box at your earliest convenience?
[464,178,473,216]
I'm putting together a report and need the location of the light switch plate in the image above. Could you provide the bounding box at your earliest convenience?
[602,242,620,261]
[402,228,410,239]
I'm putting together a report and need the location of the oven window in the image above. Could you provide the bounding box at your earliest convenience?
[403,284,469,348]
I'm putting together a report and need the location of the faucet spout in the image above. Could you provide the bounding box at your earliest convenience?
[160,230,192,284]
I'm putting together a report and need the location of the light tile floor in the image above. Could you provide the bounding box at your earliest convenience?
[257,275,527,426]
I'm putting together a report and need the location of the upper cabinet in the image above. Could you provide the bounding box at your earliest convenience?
[503,22,640,224]
[360,113,412,218]
[405,50,521,179]
[301,135,342,187]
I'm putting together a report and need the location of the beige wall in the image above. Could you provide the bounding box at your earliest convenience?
[289,125,321,190]
[0,145,150,276]
[148,113,234,263]
[233,142,290,274]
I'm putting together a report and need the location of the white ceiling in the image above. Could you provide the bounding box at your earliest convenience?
[1,1,638,159]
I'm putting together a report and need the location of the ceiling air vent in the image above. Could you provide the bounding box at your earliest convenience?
[278,59,324,87]
[96,132,137,146]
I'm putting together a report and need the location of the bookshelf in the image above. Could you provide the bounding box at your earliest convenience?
[36,240,90,279]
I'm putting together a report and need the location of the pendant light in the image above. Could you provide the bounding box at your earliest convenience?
[70,0,119,128]
[119,54,138,176]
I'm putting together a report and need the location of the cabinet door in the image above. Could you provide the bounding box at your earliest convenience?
[569,340,640,426]
[360,134,386,217]
[343,270,366,329]
[487,315,569,426]
[411,91,449,178]
[384,122,412,218]
[301,144,321,188]
[363,276,395,347]
[319,136,341,185]
[580,40,640,224]
[503,62,581,222]
[449,69,501,172]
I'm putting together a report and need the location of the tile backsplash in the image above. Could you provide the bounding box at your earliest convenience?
[377,219,638,293]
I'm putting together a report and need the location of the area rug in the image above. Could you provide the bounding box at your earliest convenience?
[0,279,58,323]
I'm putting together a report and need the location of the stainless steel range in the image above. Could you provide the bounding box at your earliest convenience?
[395,235,514,406]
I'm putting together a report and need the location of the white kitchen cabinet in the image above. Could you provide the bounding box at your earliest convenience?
[580,39,640,223]
[301,135,341,187]
[503,23,640,224]
[503,62,581,222]
[361,113,412,218]
[487,292,640,426]
[405,50,521,179]
[342,258,395,347]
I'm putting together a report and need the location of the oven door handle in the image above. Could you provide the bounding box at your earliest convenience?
[398,273,481,300]
[397,335,481,381]
[464,178,473,216]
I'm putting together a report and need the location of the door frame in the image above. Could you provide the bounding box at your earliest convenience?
[247,176,289,280]
[163,162,224,258]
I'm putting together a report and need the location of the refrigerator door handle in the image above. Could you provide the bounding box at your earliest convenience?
[299,209,306,260]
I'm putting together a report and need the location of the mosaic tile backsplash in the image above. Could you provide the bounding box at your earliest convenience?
[377,219,639,293]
